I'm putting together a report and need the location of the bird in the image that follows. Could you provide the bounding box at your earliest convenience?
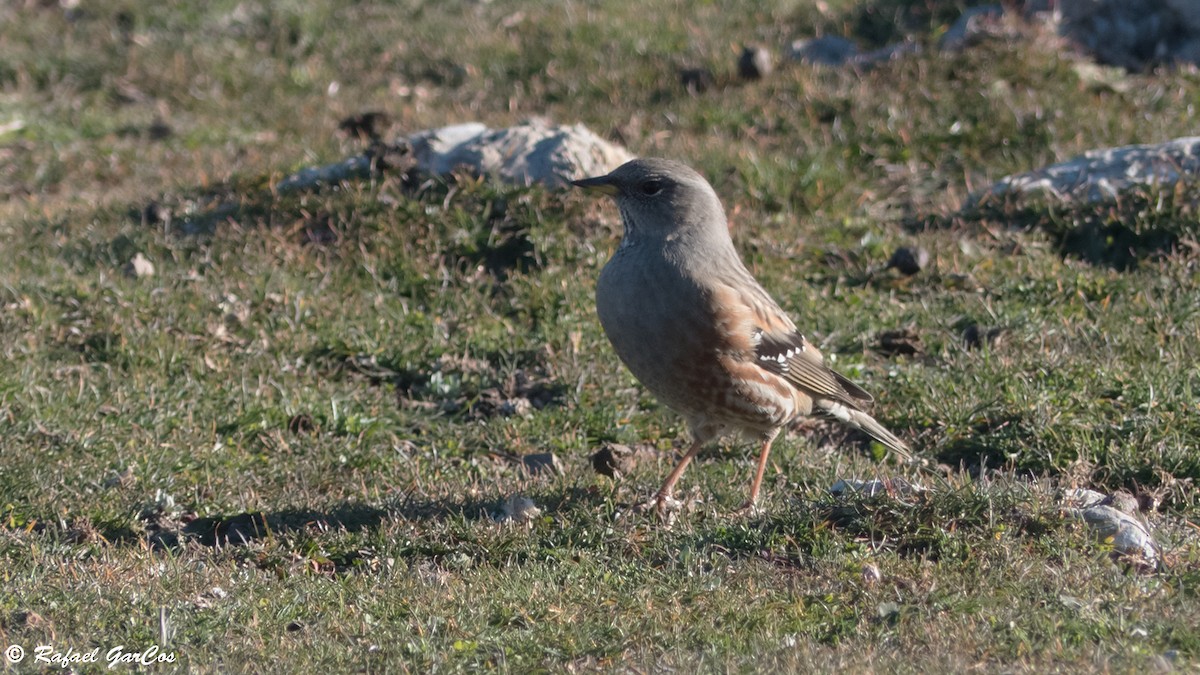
[573,158,911,514]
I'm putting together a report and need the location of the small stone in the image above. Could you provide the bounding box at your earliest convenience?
[939,5,1007,51]
[147,118,173,141]
[287,414,316,435]
[103,467,137,489]
[140,201,169,225]
[789,36,859,66]
[338,111,391,141]
[876,327,923,356]
[1071,505,1159,566]
[590,443,638,478]
[738,45,773,80]
[861,563,882,586]
[499,495,542,523]
[852,40,922,70]
[1137,491,1162,513]
[962,324,1006,350]
[876,601,901,622]
[886,246,930,275]
[679,67,715,95]
[1062,487,1109,509]
[499,397,533,418]
[125,252,155,278]
[1106,490,1139,515]
[521,452,563,476]
[7,610,48,630]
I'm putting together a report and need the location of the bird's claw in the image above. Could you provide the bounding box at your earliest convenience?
[732,501,763,518]
[616,494,683,523]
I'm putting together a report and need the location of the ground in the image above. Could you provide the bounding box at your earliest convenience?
[1,1,1198,671]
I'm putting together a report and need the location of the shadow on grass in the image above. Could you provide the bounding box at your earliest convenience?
[147,503,392,549]
[142,486,606,550]
[916,182,1200,271]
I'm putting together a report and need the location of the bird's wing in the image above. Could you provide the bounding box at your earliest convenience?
[709,280,874,409]
[753,329,874,409]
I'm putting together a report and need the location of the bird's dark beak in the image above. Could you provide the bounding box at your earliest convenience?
[571,174,619,195]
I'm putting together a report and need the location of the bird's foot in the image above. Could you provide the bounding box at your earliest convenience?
[636,493,683,516]
[615,493,684,523]
[732,500,763,518]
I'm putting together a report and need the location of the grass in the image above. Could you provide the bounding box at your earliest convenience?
[1,0,1199,671]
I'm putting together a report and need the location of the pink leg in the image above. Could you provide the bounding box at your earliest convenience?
[654,436,705,505]
[738,436,775,512]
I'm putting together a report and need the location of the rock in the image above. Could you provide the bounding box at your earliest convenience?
[679,67,715,94]
[1061,487,1160,567]
[147,119,172,141]
[875,328,923,356]
[962,324,1006,350]
[520,452,563,476]
[407,118,634,188]
[338,111,391,141]
[1062,487,1110,509]
[1168,0,1200,32]
[405,122,489,174]
[287,414,316,435]
[934,1,1200,70]
[853,40,922,70]
[1071,61,1132,94]
[1107,490,1140,515]
[973,137,1200,206]
[1069,504,1159,566]
[788,35,918,71]
[125,252,155,278]
[276,119,632,193]
[940,5,1006,51]
[738,45,773,80]
[497,495,542,523]
[1052,0,1200,69]
[139,200,169,225]
[886,246,930,275]
[789,36,860,66]
[275,153,379,193]
[590,443,638,478]
[861,563,882,586]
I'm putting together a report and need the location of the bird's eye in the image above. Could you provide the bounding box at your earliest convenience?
[640,180,663,196]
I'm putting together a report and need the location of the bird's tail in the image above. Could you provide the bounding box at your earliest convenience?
[817,400,912,462]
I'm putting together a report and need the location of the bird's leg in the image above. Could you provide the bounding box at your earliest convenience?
[735,436,775,515]
[638,436,705,515]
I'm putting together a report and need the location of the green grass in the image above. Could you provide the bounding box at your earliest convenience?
[2,0,1199,671]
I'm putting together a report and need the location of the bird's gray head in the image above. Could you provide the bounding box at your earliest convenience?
[572,158,728,243]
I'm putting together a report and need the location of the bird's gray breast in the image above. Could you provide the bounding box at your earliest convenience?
[595,245,716,412]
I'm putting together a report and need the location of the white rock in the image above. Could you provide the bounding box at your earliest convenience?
[126,252,155,278]
[939,5,1007,51]
[497,495,542,523]
[1061,487,1109,509]
[788,36,859,66]
[861,563,882,586]
[975,136,1200,206]
[276,120,632,194]
[1068,504,1159,565]
[408,118,633,188]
